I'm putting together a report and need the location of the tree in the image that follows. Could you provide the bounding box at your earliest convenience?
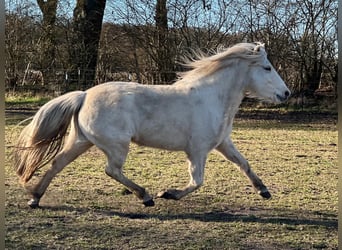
[36,0,58,71]
[70,0,107,88]
[5,0,337,99]
[240,0,337,96]
[295,0,337,95]
[5,1,42,86]
[155,0,175,83]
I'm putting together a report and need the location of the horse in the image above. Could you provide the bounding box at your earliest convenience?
[13,42,290,208]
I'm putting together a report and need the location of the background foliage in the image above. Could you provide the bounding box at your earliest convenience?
[5,0,337,103]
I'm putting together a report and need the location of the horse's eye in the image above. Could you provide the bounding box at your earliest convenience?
[263,66,271,71]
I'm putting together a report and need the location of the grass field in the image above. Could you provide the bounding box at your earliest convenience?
[5,106,337,249]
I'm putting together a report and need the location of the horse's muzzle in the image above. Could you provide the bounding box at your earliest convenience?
[276,90,290,102]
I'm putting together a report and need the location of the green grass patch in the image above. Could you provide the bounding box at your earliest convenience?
[5,110,337,249]
[5,94,51,108]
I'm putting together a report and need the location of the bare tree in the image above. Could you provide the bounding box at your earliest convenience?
[155,0,175,83]
[107,0,176,84]
[106,0,243,84]
[240,0,337,96]
[36,0,58,71]
[70,0,107,88]
[5,1,41,87]
[295,0,337,95]
[6,0,337,100]
[168,0,241,50]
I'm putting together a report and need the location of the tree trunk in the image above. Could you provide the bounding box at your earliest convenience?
[305,59,323,95]
[37,0,58,71]
[155,0,175,84]
[70,0,106,89]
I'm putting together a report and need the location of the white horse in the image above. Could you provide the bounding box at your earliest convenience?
[13,43,290,208]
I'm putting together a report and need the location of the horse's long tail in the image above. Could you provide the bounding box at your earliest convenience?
[13,91,86,185]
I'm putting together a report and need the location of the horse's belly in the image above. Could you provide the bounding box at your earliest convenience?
[132,128,188,151]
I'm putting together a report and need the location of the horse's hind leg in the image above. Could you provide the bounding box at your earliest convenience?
[216,138,271,199]
[27,122,92,208]
[102,141,154,206]
[157,154,207,200]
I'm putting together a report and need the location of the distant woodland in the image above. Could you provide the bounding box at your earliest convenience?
[5,0,337,103]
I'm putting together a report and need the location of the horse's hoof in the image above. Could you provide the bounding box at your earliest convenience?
[143,199,155,207]
[157,191,178,200]
[260,191,271,199]
[28,199,40,208]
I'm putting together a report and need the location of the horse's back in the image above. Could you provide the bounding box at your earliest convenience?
[78,82,193,150]
[85,81,140,101]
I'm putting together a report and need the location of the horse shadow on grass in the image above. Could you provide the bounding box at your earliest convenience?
[41,204,337,229]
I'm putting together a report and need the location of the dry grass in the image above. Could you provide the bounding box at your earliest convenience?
[5,110,337,249]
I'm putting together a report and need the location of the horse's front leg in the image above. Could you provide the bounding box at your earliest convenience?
[157,154,207,200]
[216,138,271,199]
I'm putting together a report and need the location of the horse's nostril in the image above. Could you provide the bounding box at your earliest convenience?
[284,91,290,97]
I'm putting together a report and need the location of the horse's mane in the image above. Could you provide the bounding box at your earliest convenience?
[175,42,266,84]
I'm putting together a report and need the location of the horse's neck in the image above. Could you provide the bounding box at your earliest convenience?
[195,69,246,114]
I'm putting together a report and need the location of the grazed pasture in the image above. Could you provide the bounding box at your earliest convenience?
[5,108,337,249]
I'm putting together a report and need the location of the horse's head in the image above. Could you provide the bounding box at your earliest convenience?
[245,43,290,103]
